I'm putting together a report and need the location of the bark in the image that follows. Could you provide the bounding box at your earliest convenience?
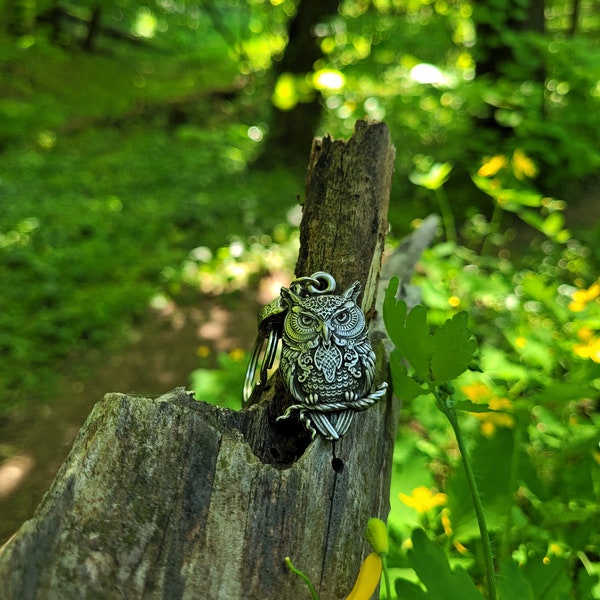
[0,119,397,600]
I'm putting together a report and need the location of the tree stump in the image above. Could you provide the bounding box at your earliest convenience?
[0,119,398,600]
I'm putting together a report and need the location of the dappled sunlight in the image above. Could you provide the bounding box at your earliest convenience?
[0,455,35,498]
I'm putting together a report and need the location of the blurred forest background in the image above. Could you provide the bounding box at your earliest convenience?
[1,0,600,595]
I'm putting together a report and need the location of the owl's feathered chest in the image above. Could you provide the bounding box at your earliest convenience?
[281,334,370,400]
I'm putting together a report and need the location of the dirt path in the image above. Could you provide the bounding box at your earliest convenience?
[0,292,262,544]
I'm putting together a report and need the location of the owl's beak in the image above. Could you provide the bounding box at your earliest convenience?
[320,323,331,342]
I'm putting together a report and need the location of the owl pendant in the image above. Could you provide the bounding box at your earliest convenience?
[275,274,387,440]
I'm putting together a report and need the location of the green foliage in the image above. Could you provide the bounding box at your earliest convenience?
[396,529,483,600]
[383,280,477,393]
[0,107,301,410]
[382,216,600,598]
[1,6,600,596]
[189,349,248,410]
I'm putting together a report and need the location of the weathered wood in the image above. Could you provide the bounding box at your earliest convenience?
[298,118,394,320]
[0,119,398,600]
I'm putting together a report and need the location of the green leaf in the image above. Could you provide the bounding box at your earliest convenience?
[394,577,428,599]
[519,554,572,599]
[454,400,492,413]
[498,559,535,600]
[405,305,435,379]
[430,312,478,384]
[407,529,484,599]
[390,352,429,401]
[383,277,407,349]
[383,280,433,380]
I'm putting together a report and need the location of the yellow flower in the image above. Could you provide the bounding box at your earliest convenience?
[569,281,600,312]
[461,381,491,403]
[515,336,527,349]
[478,155,507,177]
[512,149,538,180]
[196,345,211,358]
[441,507,453,536]
[229,347,246,362]
[448,295,461,308]
[453,540,470,555]
[462,382,514,437]
[441,508,470,555]
[573,334,600,363]
[345,552,382,600]
[399,486,448,513]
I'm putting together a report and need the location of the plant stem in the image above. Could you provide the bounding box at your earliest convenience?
[381,555,391,599]
[434,187,457,244]
[445,407,497,600]
[434,390,496,599]
[284,557,320,600]
[500,421,521,563]
[481,202,503,256]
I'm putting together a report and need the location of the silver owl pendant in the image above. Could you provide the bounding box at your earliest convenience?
[243,272,387,441]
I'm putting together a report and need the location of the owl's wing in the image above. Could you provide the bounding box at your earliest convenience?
[280,342,307,403]
[356,337,377,391]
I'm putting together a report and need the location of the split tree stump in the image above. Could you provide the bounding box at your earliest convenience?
[0,119,399,600]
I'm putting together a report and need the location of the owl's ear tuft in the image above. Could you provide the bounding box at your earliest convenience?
[280,286,302,308]
[342,280,361,303]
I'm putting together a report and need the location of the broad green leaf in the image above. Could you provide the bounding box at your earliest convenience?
[394,578,428,599]
[405,305,435,379]
[498,559,535,600]
[407,529,484,599]
[383,278,407,350]
[520,554,571,599]
[384,280,433,380]
[430,312,477,384]
[390,353,429,401]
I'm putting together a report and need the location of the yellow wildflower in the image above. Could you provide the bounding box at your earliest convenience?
[512,149,538,180]
[229,347,246,362]
[573,334,600,363]
[441,509,470,555]
[399,486,448,513]
[196,345,211,358]
[448,295,461,308]
[569,281,600,312]
[515,336,527,349]
[453,540,470,555]
[441,507,453,536]
[345,552,382,600]
[478,155,507,177]
[462,382,514,437]
[461,381,492,403]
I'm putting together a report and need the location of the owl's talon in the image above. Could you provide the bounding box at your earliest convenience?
[307,393,319,406]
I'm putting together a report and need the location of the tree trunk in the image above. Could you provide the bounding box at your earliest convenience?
[82,5,102,52]
[473,0,546,135]
[257,0,341,168]
[0,119,398,600]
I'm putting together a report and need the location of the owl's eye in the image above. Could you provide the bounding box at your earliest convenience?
[334,311,350,324]
[299,314,316,328]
